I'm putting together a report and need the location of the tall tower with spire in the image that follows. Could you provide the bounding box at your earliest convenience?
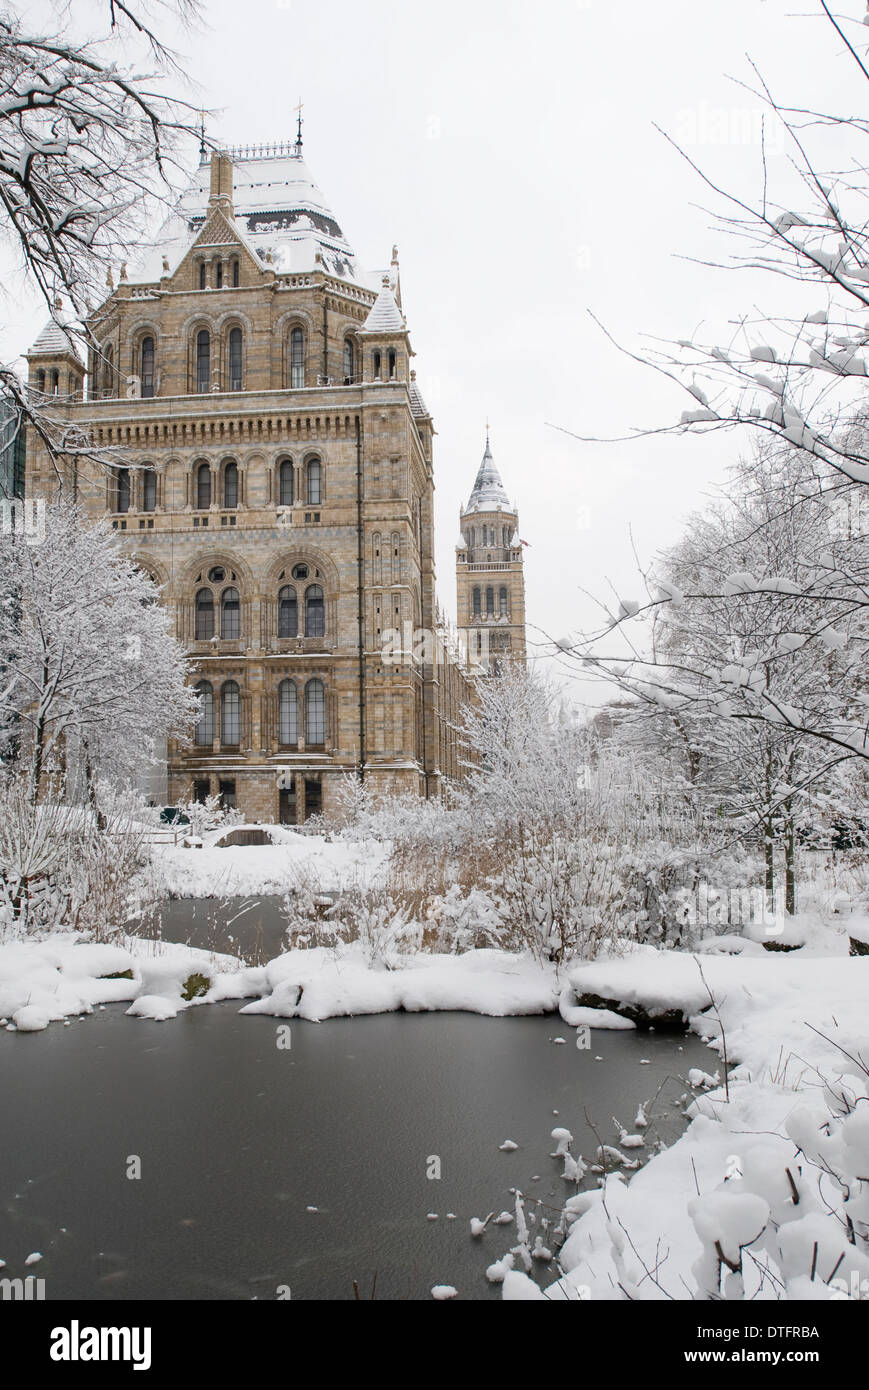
[455,432,527,667]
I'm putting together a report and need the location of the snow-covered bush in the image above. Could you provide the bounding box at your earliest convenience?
[173,793,244,838]
[0,773,148,938]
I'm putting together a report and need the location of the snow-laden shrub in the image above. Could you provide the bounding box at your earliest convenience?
[173,793,244,837]
[423,884,505,952]
[0,774,149,939]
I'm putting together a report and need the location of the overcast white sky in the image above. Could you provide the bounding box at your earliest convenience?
[6,0,867,706]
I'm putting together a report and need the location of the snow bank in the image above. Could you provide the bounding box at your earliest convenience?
[240,946,559,1022]
[504,946,869,1301]
[146,827,388,899]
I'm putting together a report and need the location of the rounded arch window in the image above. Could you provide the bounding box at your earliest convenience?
[486,586,495,617]
[142,467,157,513]
[196,463,212,510]
[194,681,214,746]
[221,681,241,746]
[195,587,215,640]
[216,260,223,289]
[116,468,131,514]
[343,338,355,383]
[228,327,242,392]
[472,587,481,618]
[305,584,325,638]
[232,258,240,288]
[499,586,508,617]
[306,458,322,506]
[223,461,239,510]
[290,327,304,388]
[221,586,240,640]
[199,262,206,290]
[279,458,294,507]
[36,369,46,393]
[196,329,210,393]
[102,344,114,396]
[305,678,325,745]
[140,336,155,398]
[278,585,298,638]
[278,679,298,746]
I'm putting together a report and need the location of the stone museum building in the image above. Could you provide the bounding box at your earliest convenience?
[24,132,526,822]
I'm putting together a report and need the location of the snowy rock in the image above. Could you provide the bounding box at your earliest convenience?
[430,1285,457,1300]
[12,1006,51,1033]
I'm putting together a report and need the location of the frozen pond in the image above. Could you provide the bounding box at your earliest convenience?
[0,978,714,1300]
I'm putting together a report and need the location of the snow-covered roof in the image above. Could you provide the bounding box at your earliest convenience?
[408,370,429,419]
[463,439,513,514]
[362,276,406,332]
[29,316,83,361]
[131,146,376,289]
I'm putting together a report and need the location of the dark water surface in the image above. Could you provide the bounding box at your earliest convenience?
[0,995,714,1301]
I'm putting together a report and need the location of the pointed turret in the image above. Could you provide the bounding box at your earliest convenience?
[464,434,512,513]
[26,300,84,400]
[456,430,526,668]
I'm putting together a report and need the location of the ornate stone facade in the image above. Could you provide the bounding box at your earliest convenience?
[23,140,503,822]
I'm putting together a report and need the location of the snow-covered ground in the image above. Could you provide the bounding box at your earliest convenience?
[144,824,388,899]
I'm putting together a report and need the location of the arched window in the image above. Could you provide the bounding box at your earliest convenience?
[278,679,298,746]
[503,526,510,547]
[221,681,241,746]
[196,330,210,393]
[305,584,325,638]
[216,261,223,289]
[194,681,214,746]
[102,344,114,397]
[305,678,325,745]
[223,461,239,509]
[195,587,214,640]
[116,468,131,513]
[228,327,242,391]
[290,327,304,388]
[388,349,397,379]
[468,527,475,549]
[142,468,157,513]
[50,369,59,394]
[499,586,508,617]
[278,458,294,506]
[36,369,46,393]
[199,262,206,290]
[278,585,298,638]
[343,338,354,383]
[140,336,155,398]
[196,462,211,510]
[373,350,382,380]
[472,587,481,618]
[486,586,495,617]
[232,258,239,288]
[306,458,322,506]
[221,586,240,640]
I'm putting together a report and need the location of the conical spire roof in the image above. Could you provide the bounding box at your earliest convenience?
[362,275,405,332]
[464,436,512,513]
[29,314,82,360]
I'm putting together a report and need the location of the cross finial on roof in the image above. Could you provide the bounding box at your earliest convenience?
[199,110,207,164]
[295,98,304,152]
